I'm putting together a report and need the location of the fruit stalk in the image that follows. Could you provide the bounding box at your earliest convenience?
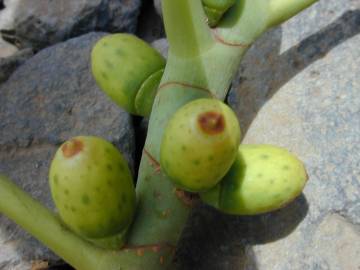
[0,0,318,269]
[0,175,100,270]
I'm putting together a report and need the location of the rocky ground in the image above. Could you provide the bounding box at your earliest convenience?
[0,0,359,270]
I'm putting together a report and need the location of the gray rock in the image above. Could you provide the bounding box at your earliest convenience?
[0,0,141,50]
[0,32,135,269]
[136,0,165,43]
[153,0,162,18]
[0,37,17,58]
[0,48,32,83]
[151,38,168,58]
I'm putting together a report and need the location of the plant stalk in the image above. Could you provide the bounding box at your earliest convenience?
[268,0,319,27]
[0,175,99,270]
[162,0,214,57]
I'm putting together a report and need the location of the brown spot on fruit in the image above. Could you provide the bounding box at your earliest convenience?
[198,111,225,135]
[62,139,83,158]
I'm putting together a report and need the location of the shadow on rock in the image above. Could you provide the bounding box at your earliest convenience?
[180,9,360,270]
[175,194,308,270]
[228,10,360,137]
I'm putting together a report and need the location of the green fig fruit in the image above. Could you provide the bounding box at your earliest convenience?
[160,98,241,192]
[91,34,165,116]
[49,136,136,240]
[201,144,308,215]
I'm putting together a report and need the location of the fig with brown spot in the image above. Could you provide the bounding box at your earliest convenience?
[160,99,241,192]
[49,136,136,248]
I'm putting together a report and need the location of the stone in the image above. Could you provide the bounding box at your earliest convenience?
[153,0,162,18]
[0,32,135,269]
[310,214,360,270]
[0,0,17,30]
[0,48,32,83]
[151,38,168,58]
[0,38,17,58]
[137,0,165,43]
[0,0,141,50]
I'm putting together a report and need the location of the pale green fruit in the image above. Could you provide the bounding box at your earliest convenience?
[91,34,165,116]
[201,144,308,215]
[49,136,135,239]
[160,98,241,192]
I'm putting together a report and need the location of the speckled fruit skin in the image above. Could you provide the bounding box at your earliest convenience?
[91,34,165,115]
[160,99,241,192]
[49,136,136,239]
[201,144,308,215]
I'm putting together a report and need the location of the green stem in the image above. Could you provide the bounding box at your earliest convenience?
[0,175,99,270]
[216,0,270,45]
[215,0,319,45]
[267,0,319,27]
[162,0,214,57]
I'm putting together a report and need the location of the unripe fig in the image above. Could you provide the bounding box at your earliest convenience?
[49,136,136,240]
[91,34,165,116]
[202,0,236,27]
[201,144,308,215]
[160,99,241,192]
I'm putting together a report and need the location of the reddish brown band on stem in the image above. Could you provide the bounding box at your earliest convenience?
[61,139,83,158]
[122,242,176,253]
[143,149,161,173]
[212,28,250,48]
[175,189,200,208]
[197,111,225,135]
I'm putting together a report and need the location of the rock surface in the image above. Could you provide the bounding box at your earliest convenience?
[0,0,141,50]
[150,1,360,270]
[151,38,168,58]
[137,0,165,43]
[0,48,32,83]
[153,0,162,18]
[0,32,135,269]
[0,37,17,57]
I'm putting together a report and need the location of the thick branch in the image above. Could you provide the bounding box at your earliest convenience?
[0,175,99,270]
[267,0,319,27]
[215,0,270,45]
[215,0,319,46]
[162,0,214,57]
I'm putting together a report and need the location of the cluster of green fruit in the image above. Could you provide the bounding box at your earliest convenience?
[48,33,307,249]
